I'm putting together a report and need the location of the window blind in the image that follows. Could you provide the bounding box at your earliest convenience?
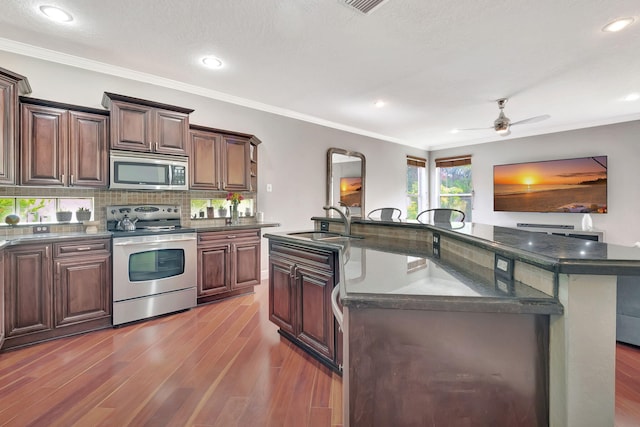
[406,155,427,168]
[434,155,471,168]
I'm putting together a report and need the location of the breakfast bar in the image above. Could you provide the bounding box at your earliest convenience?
[267,217,639,426]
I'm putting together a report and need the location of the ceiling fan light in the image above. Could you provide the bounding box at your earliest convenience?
[496,126,510,135]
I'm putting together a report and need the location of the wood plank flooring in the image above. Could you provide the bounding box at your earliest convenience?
[0,280,639,426]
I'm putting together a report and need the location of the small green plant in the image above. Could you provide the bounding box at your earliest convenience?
[77,207,91,212]
[211,199,226,209]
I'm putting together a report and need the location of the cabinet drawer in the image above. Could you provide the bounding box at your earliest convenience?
[198,229,260,245]
[269,241,335,272]
[53,239,111,257]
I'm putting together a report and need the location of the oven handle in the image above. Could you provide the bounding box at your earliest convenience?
[113,236,197,246]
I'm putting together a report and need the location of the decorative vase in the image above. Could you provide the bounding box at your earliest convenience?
[56,211,72,222]
[231,204,239,224]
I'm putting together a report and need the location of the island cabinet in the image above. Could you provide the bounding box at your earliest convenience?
[102,92,194,156]
[197,229,261,304]
[20,98,109,187]
[0,251,5,350]
[0,67,31,185]
[189,125,260,191]
[3,238,112,350]
[268,240,339,370]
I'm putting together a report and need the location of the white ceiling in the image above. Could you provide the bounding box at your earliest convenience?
[0,0,639,150]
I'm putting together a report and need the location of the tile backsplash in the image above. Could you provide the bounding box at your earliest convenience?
[0,187,238,237]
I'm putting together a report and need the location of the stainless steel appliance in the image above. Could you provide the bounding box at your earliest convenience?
[110,150,188,191]
[108,204,196,326]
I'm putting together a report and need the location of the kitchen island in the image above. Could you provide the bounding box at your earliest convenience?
[268,218,639,427]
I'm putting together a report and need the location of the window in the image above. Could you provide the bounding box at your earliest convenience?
[191,197,255,219]
[435,155,473,221]
[406,156,427,220]
[0,197,94,224]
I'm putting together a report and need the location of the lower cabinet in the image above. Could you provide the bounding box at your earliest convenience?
[3,238,112,350]
[268,240,341,371]
[197,229,261,304]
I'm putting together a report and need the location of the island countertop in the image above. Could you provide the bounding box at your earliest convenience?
[265,231,563,315]
[312,216,640,275]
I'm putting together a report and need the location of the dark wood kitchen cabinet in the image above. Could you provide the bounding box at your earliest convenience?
[268,240,339,369]
[197,229,261,304]
[3,238,112,351]
[0,67,31,185]
[4,244,52,343]
[20,98,109,188]
[102,92,193,156]
[189,125,261,191]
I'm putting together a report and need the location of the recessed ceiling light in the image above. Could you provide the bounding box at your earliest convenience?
[374,100,385,108]
[450,129,460,134]
[202,56,223,69]
[602,17,635,32]
[39,5,73,22]
[624,93,640,101]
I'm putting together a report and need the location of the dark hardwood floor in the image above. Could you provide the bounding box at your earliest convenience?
[0,280,639,426]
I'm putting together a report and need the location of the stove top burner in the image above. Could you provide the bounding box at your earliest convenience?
[106,204,184,235]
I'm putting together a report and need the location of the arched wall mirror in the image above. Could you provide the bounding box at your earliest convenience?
[326,148,366,218]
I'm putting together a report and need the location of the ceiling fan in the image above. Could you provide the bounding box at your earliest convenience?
[460,98,550,136]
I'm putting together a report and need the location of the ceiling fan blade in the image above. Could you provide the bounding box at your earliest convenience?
[457,126,493,131]
[510,114,550,126]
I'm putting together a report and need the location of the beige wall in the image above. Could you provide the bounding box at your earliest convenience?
[430,120,640,246]
[0,50,427,271]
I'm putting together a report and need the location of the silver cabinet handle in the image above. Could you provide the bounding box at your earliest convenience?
[76,246,92,251]
[70,174,74,186]
[226,235,236,239]
[331,285,343,331]
[61,174,65,184]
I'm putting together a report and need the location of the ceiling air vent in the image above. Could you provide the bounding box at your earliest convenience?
[342,0,389,14]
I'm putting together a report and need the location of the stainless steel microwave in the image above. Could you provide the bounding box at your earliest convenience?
[110,151,189,191]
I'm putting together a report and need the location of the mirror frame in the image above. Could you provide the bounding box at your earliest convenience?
[326,147,366,218]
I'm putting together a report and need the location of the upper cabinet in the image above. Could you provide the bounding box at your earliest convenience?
[189,125,261,191]
[102,92,193,156]
[20,98,109,188]
[0,67,31,186]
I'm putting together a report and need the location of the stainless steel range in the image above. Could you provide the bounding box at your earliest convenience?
[107,204,197,326]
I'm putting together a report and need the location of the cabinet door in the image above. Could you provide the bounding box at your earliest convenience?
[0,76,17,185]
[20,104,67,186]
[197,244,231,297]
[296,266,335,360]
[232,239,261,290]
[221,135,250,191]
[155,110,189,155]
[0,251,4,349]
[54,254,111,327]
[269,256,296,335]
[5,245,52,337]
[189,129,222,190]
[68,111,108,188]
[109,100,152,152]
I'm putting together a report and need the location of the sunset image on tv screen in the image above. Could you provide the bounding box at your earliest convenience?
[494,156,607,213]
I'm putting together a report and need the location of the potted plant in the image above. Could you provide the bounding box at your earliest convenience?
[56,210,72,222]
[212,199,227,217]
[76,207,92,222]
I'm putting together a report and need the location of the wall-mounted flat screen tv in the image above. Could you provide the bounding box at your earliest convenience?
[494,156,607,213]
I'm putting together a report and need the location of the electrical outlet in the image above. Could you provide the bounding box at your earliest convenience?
[33,225,50,234]
[266,183,273,192]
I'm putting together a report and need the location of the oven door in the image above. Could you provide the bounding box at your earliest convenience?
[112,233,197,302]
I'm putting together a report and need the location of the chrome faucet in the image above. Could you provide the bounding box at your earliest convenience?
[323,205,351,236]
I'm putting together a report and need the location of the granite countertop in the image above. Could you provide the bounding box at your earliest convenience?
[340,244,562,314]
[312,216,640,275]
[0,231,113,249]
[190,221,280,232]
[265,231,563,315]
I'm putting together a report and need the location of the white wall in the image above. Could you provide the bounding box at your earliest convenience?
[0,50,426,271]
[429,120,640,246]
